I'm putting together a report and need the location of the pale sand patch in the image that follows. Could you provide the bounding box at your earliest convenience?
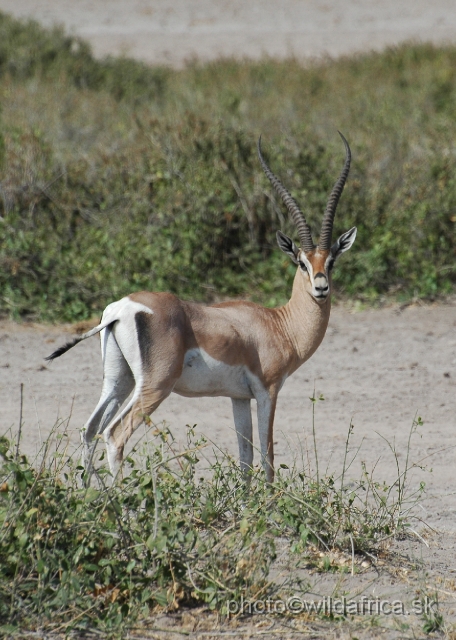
[1,0,456,66]
[3,304,456,628]
[2,302,455,532]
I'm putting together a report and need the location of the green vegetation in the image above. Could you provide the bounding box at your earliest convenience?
[0,11,456,321]
[0,411,422,635]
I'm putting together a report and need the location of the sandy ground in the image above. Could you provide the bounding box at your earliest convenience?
[2,302,456,634]
[2,302,456,532]
[1,0,456,66]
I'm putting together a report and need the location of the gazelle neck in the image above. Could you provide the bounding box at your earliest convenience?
[281,268,331,366]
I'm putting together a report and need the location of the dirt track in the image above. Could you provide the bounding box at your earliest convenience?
[2,302,456,532]
[1,0,456,66]
[2,302,456,633]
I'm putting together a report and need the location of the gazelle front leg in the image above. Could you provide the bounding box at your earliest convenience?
[231,398,253,481]
[256,389,278,483]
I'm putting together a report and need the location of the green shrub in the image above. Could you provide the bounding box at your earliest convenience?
[0,11,455,320]
[0,414,421,633]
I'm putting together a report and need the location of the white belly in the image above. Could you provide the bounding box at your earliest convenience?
[173,348,254,399]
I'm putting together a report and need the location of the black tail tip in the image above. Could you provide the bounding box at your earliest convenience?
[44,338,79,361]
[44,348,65,361]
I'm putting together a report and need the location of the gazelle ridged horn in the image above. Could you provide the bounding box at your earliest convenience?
[257,136,315,253]
[319,131,351,251]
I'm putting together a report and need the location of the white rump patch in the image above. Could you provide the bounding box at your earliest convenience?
[126,300,155,316]
[98,297,154,377]
[101,297,154,325]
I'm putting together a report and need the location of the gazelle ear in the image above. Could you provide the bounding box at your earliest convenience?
[331,226,357,259]
[276,230,299,264]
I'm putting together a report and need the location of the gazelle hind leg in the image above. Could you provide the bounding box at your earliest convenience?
[82,327,134,475]
[103,382,175,479]
[231,398,253,480]
[103,312,185,480]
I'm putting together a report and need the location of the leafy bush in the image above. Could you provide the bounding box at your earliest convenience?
[0,414,421,634]
[0,11,456,320]
[0,12,170,100]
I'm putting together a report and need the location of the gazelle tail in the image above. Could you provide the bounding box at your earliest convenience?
[45,319,115,361]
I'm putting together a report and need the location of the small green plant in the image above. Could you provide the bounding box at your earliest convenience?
[420,591,444,634]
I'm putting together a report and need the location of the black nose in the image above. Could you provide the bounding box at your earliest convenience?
[314,273,329,295]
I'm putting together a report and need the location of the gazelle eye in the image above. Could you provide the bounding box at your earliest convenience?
[299,260,308,272]
[327,260,335,272]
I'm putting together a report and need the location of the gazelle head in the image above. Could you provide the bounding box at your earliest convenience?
[258,133,357,304]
